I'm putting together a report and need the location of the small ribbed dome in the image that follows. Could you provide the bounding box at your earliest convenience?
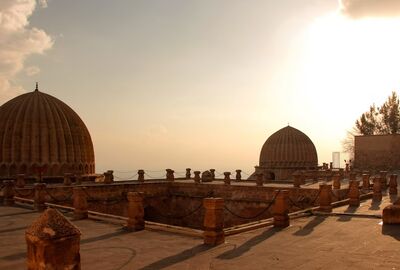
[260,126,317,168]
[0,87,95,177]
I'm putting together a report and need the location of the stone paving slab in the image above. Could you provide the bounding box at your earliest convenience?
[1,200,400,270]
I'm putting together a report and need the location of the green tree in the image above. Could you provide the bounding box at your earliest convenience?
[355,104,380,135]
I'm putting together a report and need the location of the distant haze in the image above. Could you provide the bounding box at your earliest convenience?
[2,0,400,177]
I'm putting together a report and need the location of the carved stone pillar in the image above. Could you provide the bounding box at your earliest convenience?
[3,180,15,206]
[63,173,72,186]
[256,173,264,187]
[318,184,332,212]
[125,192,145,231]
[138,170,145,182]
[383,200,400,224]
[73,187,88,220]
[16,174,25,188]
[380,171,388,190]
[373,177,382,202]
[194,171,201,184]
[209,169,216,180]
[235,170,242,181]
[348,180,360,207]
[34,183,47,211]
[26,208,81,270]
[362,174,370,190]
[332,173,341,190]
[186,168,191,179]
[203,198,224,245]
[166,169,175,182]
[389,174,398,195]
[223,172,231,185]
[104,170,114,184]
[273,190,289,228]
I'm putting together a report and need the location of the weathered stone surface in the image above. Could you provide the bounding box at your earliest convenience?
[125,192,145,231]
[201,171,212,182]
[73,187,88,220]
[203,198,224,245]
[273,190,289,227]
[373,177,382,202]
[389,174,398,195]
[318,184,332,212]
[25,208,81,270]
[383,204,400,224]
[348,180,360,207]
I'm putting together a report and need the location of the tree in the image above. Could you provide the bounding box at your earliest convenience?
[355,91,400,135]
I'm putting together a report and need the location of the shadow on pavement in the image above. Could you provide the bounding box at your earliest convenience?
[139,244,211,270]
[382,224,400,241]
[369,200,382,210]
[217,227,282,260]
[293,216,326,236]
[337,206,358,222]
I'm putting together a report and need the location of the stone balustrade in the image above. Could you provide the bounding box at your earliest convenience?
[203,197,224,245]
[223,172,231,185]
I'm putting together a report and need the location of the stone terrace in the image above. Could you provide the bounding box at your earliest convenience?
[1,193,399,270]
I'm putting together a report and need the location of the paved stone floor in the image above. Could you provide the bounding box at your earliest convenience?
[1,192,400,270]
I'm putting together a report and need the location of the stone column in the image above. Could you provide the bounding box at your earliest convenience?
[223,172,231,185]
[209,169,216,180]
[373,177,382,202]
[380,171,388,190]
[273,190,289,228]
[292,172,301,188]
[235,170,242,181]
[26,208,81,270]
[329,162,333,169]
[3,180,15,206]
[186,168,191,179]
[73,187,88,220]
[16,174,25,188]
[389,174,398,195]
[125,192,145,231]
[104,170,114,184]
[318,184,332,212]
[138,170,145,182]
[256,173,264,187]
[166,169,175,182]
[362,174,370,190]
[332,173,341,190]
[383,200,400,224]
[348,180,360,207]
[203,198,224,246]
[63,173,72,186]
[34,183,47,211]
[194,171,201,184]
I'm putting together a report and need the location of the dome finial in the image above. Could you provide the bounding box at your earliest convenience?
[35,82,39,92]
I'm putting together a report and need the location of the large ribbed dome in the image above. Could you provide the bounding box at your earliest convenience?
[0,87,95,177]
[260,126,317,168]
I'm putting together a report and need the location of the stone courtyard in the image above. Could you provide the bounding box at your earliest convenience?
[1,189,399,270]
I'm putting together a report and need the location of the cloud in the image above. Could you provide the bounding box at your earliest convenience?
[25,66,40,76]
[0,0,53,103]
[340,0,400,18]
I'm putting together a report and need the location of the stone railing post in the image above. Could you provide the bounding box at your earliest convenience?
[63,173,72,186]
[203,198,224,245]
[186,168,191,179]
[26,208,81,270]
[210,169,216,180]
[380,171,388,190]
[332,173,341,189]
[166,169,174,182]
[256,173,264,186]
[348,180,360,207]
[137,170,145,182]
[103,171,114,184]
[273,190,289,228]
[34,183,47,211]
[292,172,301,188]
[389,174,398,195]
[73,187,88,220]
[235,170,242,181]
[194,171,201,184]
[373,177,382,202]
[3,180,15,206]
[318,184,332,212]
[125,192,145,231]
[223,172,231,185]
[75,174,82,185]
[362,174,370,190]
[16,174,25,188]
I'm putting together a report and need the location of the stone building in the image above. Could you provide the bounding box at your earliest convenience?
[354,134,400,170]
[0,84,95,177]
[253,126,318,180]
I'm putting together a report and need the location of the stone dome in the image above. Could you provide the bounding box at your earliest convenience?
[259,126,318,168]
[0,86,95,177]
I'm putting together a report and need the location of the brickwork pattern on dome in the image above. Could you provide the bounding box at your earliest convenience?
[0,89,95,177]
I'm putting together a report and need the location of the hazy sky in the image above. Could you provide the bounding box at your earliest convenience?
[2,0,400,178]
